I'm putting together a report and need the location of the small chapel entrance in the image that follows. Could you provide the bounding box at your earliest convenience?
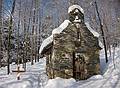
[73,52,87,80]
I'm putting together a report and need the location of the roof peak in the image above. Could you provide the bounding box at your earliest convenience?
[68,5,84,14]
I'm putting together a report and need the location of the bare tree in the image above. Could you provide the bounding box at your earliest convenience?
[7,0,16,74]
[0,0,3,67]
[94,1,108,63]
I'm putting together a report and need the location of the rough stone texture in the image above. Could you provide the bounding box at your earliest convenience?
[44,7,101,80]
[48,22,101,80]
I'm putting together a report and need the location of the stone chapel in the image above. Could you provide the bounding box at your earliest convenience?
[39,5,102,80]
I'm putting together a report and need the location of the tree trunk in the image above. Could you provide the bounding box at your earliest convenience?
[7,0,16,74]
[95,1,108,63]
[7,16,12,74]
[0,0,3,67]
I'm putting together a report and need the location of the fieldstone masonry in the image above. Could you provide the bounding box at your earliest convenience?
[41,5,102,80]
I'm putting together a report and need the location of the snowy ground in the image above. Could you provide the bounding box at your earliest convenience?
[44,47,120,88]
[0,47,120,88]
[0,58,47,88]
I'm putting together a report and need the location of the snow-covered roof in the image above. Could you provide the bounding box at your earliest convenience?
[85,22,102,48]
[39,19,101,54]
[39,35,53,54]
[68,5,84,14]
[85,22,100,37]
[99,40,104,49]
[39,20,71,54]
[52,20,71,34]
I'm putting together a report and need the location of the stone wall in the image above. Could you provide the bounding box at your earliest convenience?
[52,24,76,78]
[46,22,101,80]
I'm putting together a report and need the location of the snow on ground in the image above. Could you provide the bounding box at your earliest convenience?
[0,58,46,88]
[45,77,76,88]
[44,47,120,88]
[0,47,120,88]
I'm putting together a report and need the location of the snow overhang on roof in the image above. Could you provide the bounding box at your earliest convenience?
[85,22,103,48]
[52,20,71,34]
[39,20,102,54]
[68,5,84,14]
[85,22,100,37]
[39,35,53,54]
[39,20,71,54]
